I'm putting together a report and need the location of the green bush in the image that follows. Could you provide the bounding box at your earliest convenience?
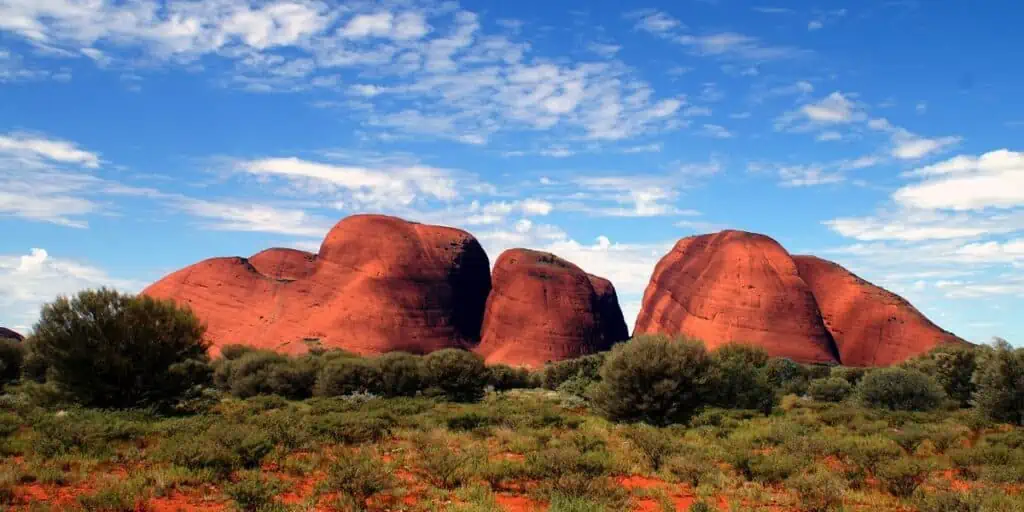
[541,353,605,390]
[421,349,489,402]
[787,467,847,511]
[323,449,396,511]
[214,350,318,399]
[557,375,596,399]
[225,471,282,511]
[314,358,383,397]
[764,357,809,395]
[591,335,711,425]
[837,436,903,474]
[375,352,424,397]
[157,424,273,477]
[488,364,533,391]
[830,366,868,385]
[706,343,775,414]
[620,424,677,471]
[26,288,212,409]
[808,377,853,402]
[876,457,930,497]
[903,343,978,407]
[857,367,944,411]
[220,344,256,360]
[0,338,23,386]
[972,339,1024,425]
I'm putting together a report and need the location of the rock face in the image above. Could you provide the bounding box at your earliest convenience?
[0,327,23,341]
[793,255,964,366]
[476,249,629,367]
[143,214,491,355]
[634,230,840,363]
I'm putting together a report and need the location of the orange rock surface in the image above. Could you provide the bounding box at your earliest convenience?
[476,249,629,367]
[0,327,22,341]
[634,230,840,364]
[792,255,964,366]
[143,214,491,355]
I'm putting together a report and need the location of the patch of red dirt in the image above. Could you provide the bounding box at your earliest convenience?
[148,494,227,512]
[496,493,546,511]
[617,475,671,490]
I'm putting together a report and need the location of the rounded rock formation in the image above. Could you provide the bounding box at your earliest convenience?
[793,255,964,366]
[634,230,840,364]
[0,327,23,341]
[143,214,491,356]
[476,249,629,368]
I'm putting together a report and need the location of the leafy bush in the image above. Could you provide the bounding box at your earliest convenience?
[837,436,903,474]
[808,377,853,402]
[417,444,480,489]
[225,471,282,511]
[323,449,396,511]
[314,358,383,397]
[876,457,930,497]
[857,367,945,411]
[27,288,212,409]
[157,424,273,477]
[421,349,489,402]
[903,343,978,407]
[375,352,424,397]
[972,339,1024,425]
[488,364,533,391]
[557,375,596,399]
[541,353,605,390]
[311,413,394,444]
[830,366,868,385]
[734,452,806,483]
[706,343,775,414]
[787,467,847,512]
[764,357,808,395]
[621,424,677,471]
[214,350,318,399]
[591,335,711,425]
[0,338,23,386]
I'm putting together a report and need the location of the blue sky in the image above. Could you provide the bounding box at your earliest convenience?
[0,0,1021,344]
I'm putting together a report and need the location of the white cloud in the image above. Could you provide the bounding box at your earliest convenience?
[632,11,682,33]
[801,91,857,123]
[0,132,100,168]
[894,149,1024,210]
[807,20,823,31]
[700,123,733,138]
[817,131,842,141]
[175,198,334,237]
[0,248,144,331]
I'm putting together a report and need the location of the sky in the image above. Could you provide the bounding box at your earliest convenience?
[0,0,1021,344]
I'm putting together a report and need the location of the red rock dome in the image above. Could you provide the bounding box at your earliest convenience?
[143,214,491,356]
[0,327,23,341]
[475,249,629,368]
[793,255,964,366]
[634,230,840,364]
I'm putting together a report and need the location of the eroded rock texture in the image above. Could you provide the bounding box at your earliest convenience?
[476,249,629,367]
[0,327,22,341]
[143,214,491,355]
[793,255,964,366]
[634,230,840,364]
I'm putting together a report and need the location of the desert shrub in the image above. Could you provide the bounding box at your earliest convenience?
[375,352,424,397]
[787,467,847,512]
[857,367,944,411]
[764,357,808,395]
[314,358,383,397]
[541,353,605,390]
[664,446,720,487]
[76,479,151,512]
[808,377,853,402]
[903,344,978,407]
[0,338,23,386]
[27,289,212,409]
[876,457,930,497]
[323,449,396,511]
[225,471,282,511]
[620,424,678,471]
[488,364,533,391]
[830,366,868,385]
[158,424,273,477]
[557,375,596,399]
[733,452,806,483]
[706,343,775,414]
[220,344,256,360]
[311,413,394,444]
[591,335,711,425]
[838,436,903,474]
[421,349,489,402]
[417,444,480,489]
[913,489,985,512]
[447,412,493,432]
[688,502,713,512]
[214,350,318,399]
[973,339,1024,425]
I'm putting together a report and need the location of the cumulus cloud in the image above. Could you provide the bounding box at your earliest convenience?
[893,149,1024,211]
[0,248,144,331]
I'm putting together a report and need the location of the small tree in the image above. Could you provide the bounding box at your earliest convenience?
[376,352,424,397]
[28,288,211,409]
[808,377,853,402]
[314,358,383,397]
[764,357,809,396]
[0,338,24,386]
[421,349,489,402]
[973,338,1024,425]
[706,343,776,414]
[903,343,979,408]
[488,364,533,391]
[857,367,944,411]
[591,335,711,425]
